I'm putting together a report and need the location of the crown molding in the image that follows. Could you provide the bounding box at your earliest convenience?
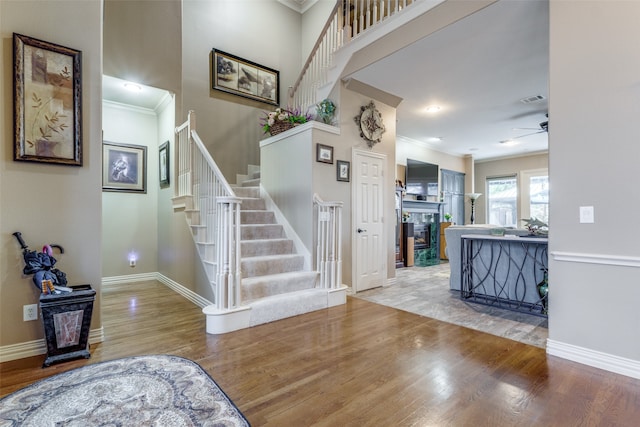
[278,0,318,14]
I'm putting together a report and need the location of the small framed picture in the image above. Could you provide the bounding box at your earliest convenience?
[159,141,170,189]
[102,141,147,193]
[316,143,334,164]
[337,160,350,182]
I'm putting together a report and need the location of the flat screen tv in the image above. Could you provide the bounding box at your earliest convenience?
[405,158,438,197]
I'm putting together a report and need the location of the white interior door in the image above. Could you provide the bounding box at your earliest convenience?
[353,149,386,292]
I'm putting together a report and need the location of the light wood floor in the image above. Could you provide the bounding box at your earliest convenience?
[1,280,639,426]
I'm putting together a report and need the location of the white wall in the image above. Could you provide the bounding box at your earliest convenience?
[548,0,640,369]
[102,102,160,277]
[0,0,103,347]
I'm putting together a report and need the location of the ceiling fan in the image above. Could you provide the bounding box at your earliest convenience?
[501,114,548,143]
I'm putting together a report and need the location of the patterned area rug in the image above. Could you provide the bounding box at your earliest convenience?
[0,355,250,426]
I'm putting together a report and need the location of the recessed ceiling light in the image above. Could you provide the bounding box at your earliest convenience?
[427,137,443,143]
[500,139,519,146]
[425,105,441,113]
[124,82,142,92]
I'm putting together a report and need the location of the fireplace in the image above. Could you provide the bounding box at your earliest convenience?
[401,199,443,267]
[413,224,431,250]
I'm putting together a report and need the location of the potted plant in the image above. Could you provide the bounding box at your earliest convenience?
[521,217,548,236]
[315,98,337,125]
[260,107,312,136]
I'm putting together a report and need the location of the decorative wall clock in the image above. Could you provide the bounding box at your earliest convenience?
[354,101,385,148]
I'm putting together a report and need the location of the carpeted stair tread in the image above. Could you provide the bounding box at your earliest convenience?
[247,288,328,326]
[232,186,260,198]
[238,198,266,211]
[242,271,318,301]
[240,210,276,224]
[241,238,293,257]
[242,178,261,187]
[241,224,284,240]
[241,254,304,277]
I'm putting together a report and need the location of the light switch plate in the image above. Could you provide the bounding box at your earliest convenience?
[579,206,594,223]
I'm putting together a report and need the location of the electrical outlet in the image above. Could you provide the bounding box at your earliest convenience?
[23,304,38,321]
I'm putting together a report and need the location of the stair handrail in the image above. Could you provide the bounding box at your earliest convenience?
[289,0,418,111]
[289,0,346,110]
[314,193,343,289]
[175,111,242,311]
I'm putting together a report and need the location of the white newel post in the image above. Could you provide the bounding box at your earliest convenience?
[314,195,343,291]
[215,196,242,309]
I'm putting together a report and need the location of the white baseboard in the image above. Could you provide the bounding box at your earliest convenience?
[0,327,104,363]
[0,273,209,363]
[155,273,213,308]
[547,339,640,379]
[102,272,213,308]
[102,272,157,285]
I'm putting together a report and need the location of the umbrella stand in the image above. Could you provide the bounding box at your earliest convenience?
[13,231,95,367]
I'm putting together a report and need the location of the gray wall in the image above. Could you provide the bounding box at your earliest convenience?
[0,0,103,347]
[181,0,303,183]
[549,0,640,361]
[104,0,182,109]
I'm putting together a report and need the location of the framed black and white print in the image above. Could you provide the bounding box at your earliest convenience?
[316,143,333,164]
[212,49,279,106]
[159,141,170,189]
[337,160,350,182]
[102,141,147,193]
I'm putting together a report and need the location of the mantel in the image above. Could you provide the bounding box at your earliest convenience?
[402,200,442,214]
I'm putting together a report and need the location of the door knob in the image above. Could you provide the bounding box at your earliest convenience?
[357,228,367,233]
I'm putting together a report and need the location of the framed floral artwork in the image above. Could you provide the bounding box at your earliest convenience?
[102,142,147,193]
[212,49,279,106]
[337,160,350,182]
[13,33,82,166]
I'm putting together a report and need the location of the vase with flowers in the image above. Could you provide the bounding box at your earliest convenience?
[260,107,313,136]
[316,98,337,125]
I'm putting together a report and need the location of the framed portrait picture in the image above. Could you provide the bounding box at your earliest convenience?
[212,49,279,106]
[102,142,147,193]
[337,160,350,182]
[316,143,334,164]
[159,141,170,189]
[13,33,82,166]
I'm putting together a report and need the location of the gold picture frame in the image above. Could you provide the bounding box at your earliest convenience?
[212,49,279,106]
[13,33,82,166]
